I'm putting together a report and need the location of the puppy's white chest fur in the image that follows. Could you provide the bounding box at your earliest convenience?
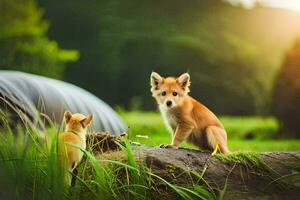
[159,105,177,134]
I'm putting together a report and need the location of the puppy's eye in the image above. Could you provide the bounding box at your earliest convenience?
[161,91,166,96]
[173,92,178,96]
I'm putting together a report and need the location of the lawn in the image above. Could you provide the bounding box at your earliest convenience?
[120,111,300,152]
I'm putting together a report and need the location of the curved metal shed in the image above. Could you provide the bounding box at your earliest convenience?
[0,70,127,135]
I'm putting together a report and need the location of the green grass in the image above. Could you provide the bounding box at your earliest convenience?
[120,111,300,152]
[1,110,300,199]
[0,126,67,200]
[0,122,215,200]
[215,151,265,168]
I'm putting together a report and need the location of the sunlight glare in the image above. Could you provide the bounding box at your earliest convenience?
[260,0,300,12]
[227,0,300,12]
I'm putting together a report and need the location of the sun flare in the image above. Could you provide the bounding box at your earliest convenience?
[260,0,300,12]
[228,0,300,12]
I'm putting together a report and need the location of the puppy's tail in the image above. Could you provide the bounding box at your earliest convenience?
[206,126,229,155]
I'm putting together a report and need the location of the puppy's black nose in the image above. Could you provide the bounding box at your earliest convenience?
[166,100,172,107]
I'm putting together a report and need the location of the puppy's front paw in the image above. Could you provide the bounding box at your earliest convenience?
[159,144,178,149]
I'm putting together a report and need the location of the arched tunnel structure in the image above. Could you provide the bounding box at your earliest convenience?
[0,71,127,135]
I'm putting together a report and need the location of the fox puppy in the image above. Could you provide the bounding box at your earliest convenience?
[150,72,229,154]
[59,111,93,183]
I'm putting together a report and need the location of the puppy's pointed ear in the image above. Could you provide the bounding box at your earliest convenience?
[64,111,72,124]
[81,114,93,128]
[150,72,163,90]
[177,73,190,92]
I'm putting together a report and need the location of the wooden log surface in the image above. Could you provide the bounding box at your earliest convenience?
[87,133,300,200]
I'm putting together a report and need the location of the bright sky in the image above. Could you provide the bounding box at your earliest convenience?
[228,0,300,11]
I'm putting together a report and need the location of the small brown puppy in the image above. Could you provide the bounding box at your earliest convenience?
[150,72,229,154]
[59,111,93,183]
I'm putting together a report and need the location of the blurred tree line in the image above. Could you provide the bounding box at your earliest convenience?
[0,0,78,78]
[37,0,300,114]
[1,0,300,116]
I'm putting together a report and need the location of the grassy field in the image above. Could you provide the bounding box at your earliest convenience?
[0,111,299,199]
[120,111,300,152]
[0,127,218,200]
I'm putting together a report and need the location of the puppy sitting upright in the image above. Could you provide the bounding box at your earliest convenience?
[59,111,93,183]
[150,72,229,154]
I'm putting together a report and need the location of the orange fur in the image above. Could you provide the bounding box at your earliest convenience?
[150,72,229,154]
[59,111,93,184]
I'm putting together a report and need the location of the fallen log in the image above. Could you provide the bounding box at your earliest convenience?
[87,133,300,200]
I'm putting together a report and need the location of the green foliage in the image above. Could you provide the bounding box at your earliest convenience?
[0,0,78,79]
[272,39,300,138]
